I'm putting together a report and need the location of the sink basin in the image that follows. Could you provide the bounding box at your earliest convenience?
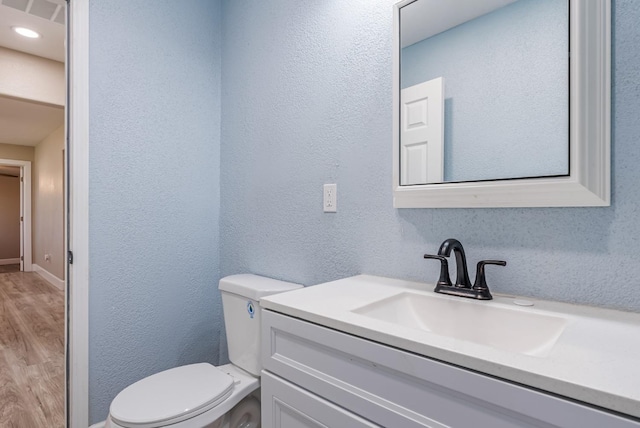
[352,291,567,357]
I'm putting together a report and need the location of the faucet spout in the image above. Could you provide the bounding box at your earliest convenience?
[437,238,471,288]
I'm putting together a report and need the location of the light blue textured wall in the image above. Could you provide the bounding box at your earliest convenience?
[85,0,639,422]
[401,0,568,182]
[88,0,222,423]
[220,0,640,319]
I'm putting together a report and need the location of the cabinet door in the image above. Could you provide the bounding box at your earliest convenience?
[262,310,640,428]
[261,371,379,428]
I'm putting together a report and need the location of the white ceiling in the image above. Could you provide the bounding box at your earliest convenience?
[0,0,65,62]
[0,95,64,146]
[401,0,517,48]
[0,0,65,147]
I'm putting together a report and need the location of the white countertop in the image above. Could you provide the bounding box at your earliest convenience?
[260,275,640,420]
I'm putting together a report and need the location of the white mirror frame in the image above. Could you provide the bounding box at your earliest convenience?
[392,0,611,208]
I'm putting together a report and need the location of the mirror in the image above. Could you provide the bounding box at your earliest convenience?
[392,0,610,208]
[400,0,568,185]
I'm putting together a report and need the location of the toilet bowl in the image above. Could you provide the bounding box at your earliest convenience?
[103,274,302,428]
[105,363,259,428]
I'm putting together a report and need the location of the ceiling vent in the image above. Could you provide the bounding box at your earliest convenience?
[1,0,65,25]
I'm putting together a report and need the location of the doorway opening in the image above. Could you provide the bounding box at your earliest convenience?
[0,0,68,425]
[0,159,32,272]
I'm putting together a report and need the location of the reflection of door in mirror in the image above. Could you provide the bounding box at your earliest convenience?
[401,77,444,185]
[399,0,568,184]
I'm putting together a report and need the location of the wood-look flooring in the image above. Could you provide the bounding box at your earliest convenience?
[0,264,20,274]
[0,270,65,427]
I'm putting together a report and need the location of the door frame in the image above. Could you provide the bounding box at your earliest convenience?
[0,158,32,272]
[67,0,89,426]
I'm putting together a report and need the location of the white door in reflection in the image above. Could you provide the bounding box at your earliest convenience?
[400,77,444,185]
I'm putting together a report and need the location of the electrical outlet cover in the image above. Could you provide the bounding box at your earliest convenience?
[323,184,337,213]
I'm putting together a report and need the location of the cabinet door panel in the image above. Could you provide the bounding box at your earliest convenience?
[262,310,640,428]
[261,371,379,428]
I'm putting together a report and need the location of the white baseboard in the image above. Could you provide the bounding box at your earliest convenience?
[32,264,65,291]
[0,258,20,265]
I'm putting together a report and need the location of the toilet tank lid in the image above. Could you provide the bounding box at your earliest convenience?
[219,274,303,300]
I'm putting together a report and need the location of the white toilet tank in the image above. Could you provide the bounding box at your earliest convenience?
[219,274,302,376]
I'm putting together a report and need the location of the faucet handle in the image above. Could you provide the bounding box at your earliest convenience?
[472,260,506,298]
[424,254,452,288]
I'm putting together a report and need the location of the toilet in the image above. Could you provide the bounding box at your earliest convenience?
[104,274,302,428]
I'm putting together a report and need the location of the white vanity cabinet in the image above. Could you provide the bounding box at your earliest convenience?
[261,310,640,428]
[261,371,378,427]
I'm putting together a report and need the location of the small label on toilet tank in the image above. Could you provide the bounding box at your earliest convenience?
[247,301,255,318]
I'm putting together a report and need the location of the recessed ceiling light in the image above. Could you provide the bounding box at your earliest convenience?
[12,26,41,39]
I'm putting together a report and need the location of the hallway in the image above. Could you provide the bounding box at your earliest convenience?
[0,270,65,427]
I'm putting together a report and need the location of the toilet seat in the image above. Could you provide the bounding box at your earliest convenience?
[110,363,234,428]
